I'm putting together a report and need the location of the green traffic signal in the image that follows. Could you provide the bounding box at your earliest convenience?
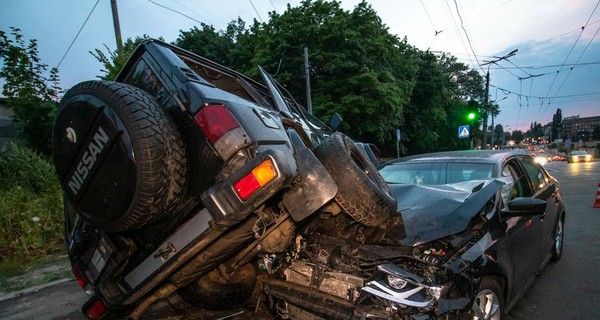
[467,112,477,121]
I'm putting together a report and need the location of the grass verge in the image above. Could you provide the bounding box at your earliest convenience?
[0,143,66,293]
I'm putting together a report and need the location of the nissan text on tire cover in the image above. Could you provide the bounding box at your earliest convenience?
[53,39,400,319]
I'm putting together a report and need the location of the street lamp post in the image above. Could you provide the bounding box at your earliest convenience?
[481,49,518,149]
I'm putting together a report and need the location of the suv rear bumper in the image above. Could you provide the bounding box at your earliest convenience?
[202,148,294,226]
[79,148,296,317]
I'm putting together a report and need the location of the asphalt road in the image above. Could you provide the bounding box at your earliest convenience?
[0,159,598,320]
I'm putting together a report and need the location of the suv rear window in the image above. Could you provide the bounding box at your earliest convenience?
[123,58,170,103]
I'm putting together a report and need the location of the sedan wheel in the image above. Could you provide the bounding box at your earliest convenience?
[551,216,564,261]
[471,277,504,320]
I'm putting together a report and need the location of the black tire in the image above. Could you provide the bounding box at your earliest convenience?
[314,133,396,227]
[551,214,565,261]
[53,81,186,232]
[470,277,504,320]
[180,264,256,310]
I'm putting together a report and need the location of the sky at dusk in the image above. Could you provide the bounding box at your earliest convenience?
[1,0,599,133]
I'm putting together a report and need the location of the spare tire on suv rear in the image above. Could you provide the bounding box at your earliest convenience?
[314,133,396,227]
[53,81,186,232]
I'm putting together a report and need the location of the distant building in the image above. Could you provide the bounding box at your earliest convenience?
[0,97,18,153]
[560,115,600,142]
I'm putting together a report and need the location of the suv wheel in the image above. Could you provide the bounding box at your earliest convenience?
[53,81,186,232]
[314,133,396,227]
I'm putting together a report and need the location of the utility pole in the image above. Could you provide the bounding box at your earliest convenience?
[489,96,507,149]
[111,0,123,51]
[482,71,490,149]
[480,49,518,149]
[304,47,312,114]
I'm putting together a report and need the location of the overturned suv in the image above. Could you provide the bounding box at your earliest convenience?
[52,39,397,319]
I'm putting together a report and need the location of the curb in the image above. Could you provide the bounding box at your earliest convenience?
[0,278,75,302]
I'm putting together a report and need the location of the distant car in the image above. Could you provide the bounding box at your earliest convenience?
[553,154,567,161]
[535,155,548,166]
[567,150,592,163]
[540,149,545,153]
[264,150,566,319]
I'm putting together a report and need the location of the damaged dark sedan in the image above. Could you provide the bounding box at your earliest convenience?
[261,150,566,320]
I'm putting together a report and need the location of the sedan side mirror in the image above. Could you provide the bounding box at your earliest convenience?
[503,197,547,218]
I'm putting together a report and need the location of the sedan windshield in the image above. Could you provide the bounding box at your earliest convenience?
[379,161,495,185]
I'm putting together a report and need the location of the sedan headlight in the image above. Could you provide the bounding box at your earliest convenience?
[387,275,408,289]
[362,264,448,308]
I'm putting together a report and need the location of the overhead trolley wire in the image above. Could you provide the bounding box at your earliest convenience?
[421,0,442,35]
[490,84,600,100]
[171,0,221,26]
[442,0,481,73]
[467,0,515,21]
[550,19,600,106]
[518,18,600,54]
[543,0,600,100]
[453,0,483,71]
[268,0,278,13]
[248,0,264,23]
[148,0,204,24]
[56,0,100,68]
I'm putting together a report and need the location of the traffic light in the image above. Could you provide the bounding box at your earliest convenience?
[466,100,479,123]
[467,111,477,121]
[465,100,479,139]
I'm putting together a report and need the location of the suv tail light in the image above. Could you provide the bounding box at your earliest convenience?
[73,263,94,296]
[194,104,241,144]
[85,299,107,320]
[234,158,277,200]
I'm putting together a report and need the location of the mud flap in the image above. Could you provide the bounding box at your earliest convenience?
[283,130,337,221]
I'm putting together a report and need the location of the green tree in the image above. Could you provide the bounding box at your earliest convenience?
[403,51,445,153]
[493,124,504,147]
[90,35,152,80]
[174,23,235,65]
[503,131,511,145]
[437,55,484,151]
[169,0,485,155]
[0,28,60,156]
[226,0,417,151]
[402,51,484,154]
[511,130,524,144]
[438,54,484,101]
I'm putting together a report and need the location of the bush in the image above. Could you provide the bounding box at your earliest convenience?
[0,143,64,266]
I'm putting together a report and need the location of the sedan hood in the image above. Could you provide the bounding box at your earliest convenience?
[391,180,504,246]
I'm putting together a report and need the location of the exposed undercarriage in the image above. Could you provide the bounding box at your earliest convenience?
[258,207,491,320]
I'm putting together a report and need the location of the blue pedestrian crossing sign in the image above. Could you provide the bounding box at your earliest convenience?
[458,125,470,139]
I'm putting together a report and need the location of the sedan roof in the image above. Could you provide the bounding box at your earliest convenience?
[381,150,528,166]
